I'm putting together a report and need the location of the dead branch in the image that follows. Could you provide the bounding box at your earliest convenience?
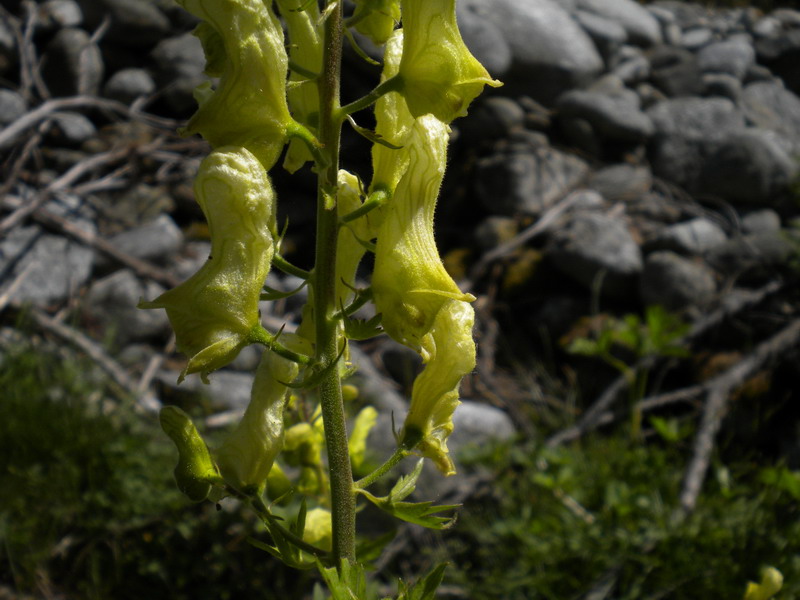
[2,193,181,287]
[19,304,162,413]
[678,318,800,514]
[463,191,579,292]
[0,95,180,149]
[545,281,785,448]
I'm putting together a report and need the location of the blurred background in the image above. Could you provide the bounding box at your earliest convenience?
[2,0,800,598]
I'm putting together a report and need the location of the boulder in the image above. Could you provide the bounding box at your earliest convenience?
[647,97,746,190]
[640,251,717,310]
[548,212,643,298]
[574,0,663,47]
[467,0,603,104]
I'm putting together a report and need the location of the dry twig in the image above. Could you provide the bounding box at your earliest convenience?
[678,318,800,514]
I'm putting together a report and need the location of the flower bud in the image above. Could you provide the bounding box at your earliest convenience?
[352,0,400,46]
[336,170,373,307]
[177,0,294,169]
[159,406,218,502]
[371,114,473,357]
[303,508,333,552]
[398,0,501,123]
[139,147,274,383]
[215,339,304,492]
[400,300,475,476]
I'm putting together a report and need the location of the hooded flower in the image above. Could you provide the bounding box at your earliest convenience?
[398,0,501,123]
[178,0,294,169]
[352,0,401,46]
[370,29,414,211]
[276,0,323,173]
[139,147,274,382]
[371,114,473,357]
[215,335,307,492]
[401,300,475,476]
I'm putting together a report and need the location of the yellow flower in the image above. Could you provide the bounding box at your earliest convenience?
[215,338,305,492]
[139,147,274,383]
[352,0,401,46]
[276,0,323,173]
[398,0,501,123]
[401,300,475,476]
[744,567,783,600]
[368,31,415,231]
[336,170,374,307]
[178,0,294,169]
[371,114,473,357]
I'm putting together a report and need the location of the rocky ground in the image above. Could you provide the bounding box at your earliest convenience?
[1,0,800,507]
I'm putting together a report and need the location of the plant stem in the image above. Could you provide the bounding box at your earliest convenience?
[314,0,356,565]
[354,447,409,490]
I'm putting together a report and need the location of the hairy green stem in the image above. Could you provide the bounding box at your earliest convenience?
[354,447,409,490]
[314,0,356,565]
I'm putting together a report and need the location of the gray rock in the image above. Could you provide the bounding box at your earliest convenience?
[104,214,184,266]
[46,112,97,146]
[41,28,104,97]
[151,33,207,113]
[648,45,704,97]
[772,9,800,29]
[448,401,516,451]
[557,86,654,143]
[460,97,525,141]
[698,129,798,204]
[706,232,796,279]
[38,0,83,29]
[471,0,603,104]
[681,27,714,51]
[0,225,94,306]
[647,97,746,190]
[159,369,255,410]
[609,46,651,84]
[103,68,156,104]
[574,10,627,59]
[574,0,662,46]
[697,39,755,80]
[741,210,781,235]
[548,212,643,298]
[742,81,800,151]
[751,16,781,40]
[703,73,742,103]
[85,269,170,343]
[587,164,653,202]
[476,142,589,215]
[645,217,728,255]
[0,89,26,126]
[457,0,513,78]
[76,0,171,47]
[640,251,717,310]
[754,29,800,96]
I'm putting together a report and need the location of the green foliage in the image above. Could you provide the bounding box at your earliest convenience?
[357,460,459,529]
[440,436,800,599]
[0,342,313,599]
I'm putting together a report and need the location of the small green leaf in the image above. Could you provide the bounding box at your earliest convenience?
[318,559,368,600]
[357,461,459,529]
[344,313,383,341]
